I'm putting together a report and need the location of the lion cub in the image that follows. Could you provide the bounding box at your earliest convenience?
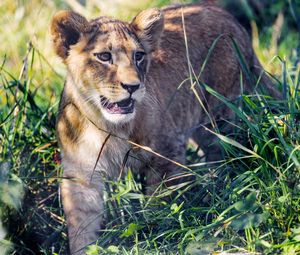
[51,2,272,254]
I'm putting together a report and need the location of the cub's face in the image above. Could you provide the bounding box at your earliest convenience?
[51,9,163,123]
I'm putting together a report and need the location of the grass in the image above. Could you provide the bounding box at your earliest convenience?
[0,0,300,254]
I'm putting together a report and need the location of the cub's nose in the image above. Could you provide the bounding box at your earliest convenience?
[121,83,140,94]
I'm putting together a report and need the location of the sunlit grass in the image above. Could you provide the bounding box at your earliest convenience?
[251,21,299,76]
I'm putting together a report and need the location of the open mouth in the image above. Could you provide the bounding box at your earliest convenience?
[100,96,135,114]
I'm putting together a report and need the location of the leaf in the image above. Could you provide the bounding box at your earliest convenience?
[243,95,258,110]
[259,240,272,248]
[291,227,300,234]
[278,194,289,203]
[231,212,268,230]
[234,192,257,212]
[85,245,101,255]
[120,223,142,237]
[204,128,260,157]
[170,202,184,214]
[106,245,120,253]
[185,238,220,255]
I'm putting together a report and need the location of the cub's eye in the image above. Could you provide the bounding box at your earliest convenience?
[94,52,112,62]
[135,51,145,62]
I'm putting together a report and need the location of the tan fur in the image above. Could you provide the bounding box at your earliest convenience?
[51,3,276,254]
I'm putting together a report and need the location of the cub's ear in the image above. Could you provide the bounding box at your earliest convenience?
[130,8,164,53]
[51,10,90,59]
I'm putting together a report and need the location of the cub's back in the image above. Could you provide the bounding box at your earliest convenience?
[146,3,254,131]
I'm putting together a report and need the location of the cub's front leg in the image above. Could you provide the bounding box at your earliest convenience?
[57,104,106,254]
[61,174,104,254]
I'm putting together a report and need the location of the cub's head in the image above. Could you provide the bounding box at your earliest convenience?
[51,9,164,124]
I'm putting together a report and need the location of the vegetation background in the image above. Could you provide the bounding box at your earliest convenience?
[0,0,299,254]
